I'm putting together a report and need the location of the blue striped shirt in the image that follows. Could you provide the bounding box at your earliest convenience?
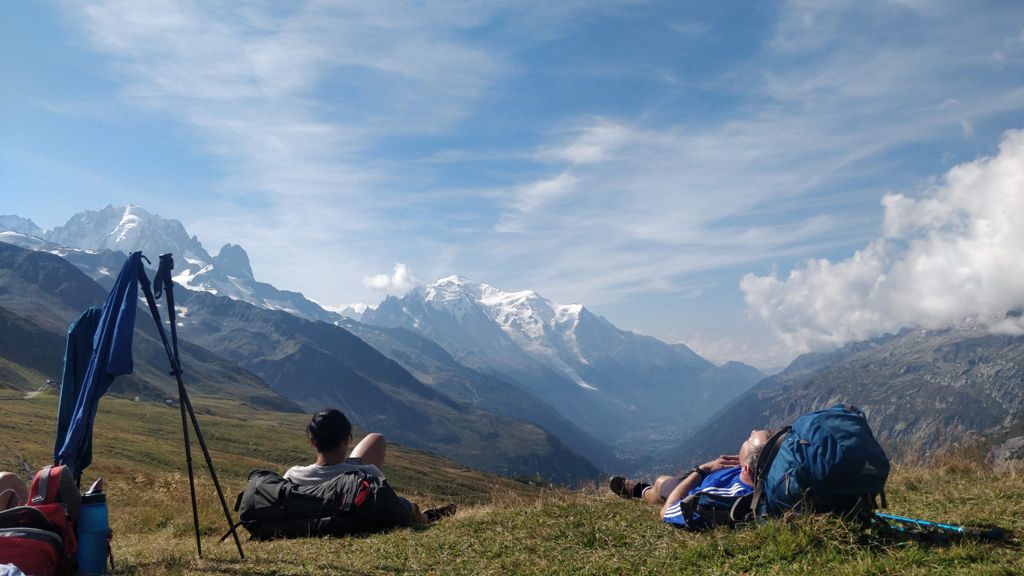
[662,466,751,529]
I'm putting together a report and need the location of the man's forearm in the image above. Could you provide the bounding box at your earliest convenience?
[659,469,703,519]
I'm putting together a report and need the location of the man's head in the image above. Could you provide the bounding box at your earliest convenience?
[306,408,352,454]
[739,429,772,483]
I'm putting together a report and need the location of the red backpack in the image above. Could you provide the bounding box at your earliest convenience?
[0,466,80,576]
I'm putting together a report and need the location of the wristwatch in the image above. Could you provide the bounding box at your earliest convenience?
[690,465,707,479]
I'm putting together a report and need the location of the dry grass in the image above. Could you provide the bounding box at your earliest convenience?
[3,390,1022,575]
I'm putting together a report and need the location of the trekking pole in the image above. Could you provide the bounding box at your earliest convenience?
[874,512,1006,541]
[138,257,245,560]
[138,264,204,558]
[155,254,245,560]
[178,376,246,558]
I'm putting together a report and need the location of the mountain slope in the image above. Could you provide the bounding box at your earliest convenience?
[0,241,301,412]
[362,276,762,451]
[338,319,626,471]
[0,303,66,389]
[364,287,631,445]
[170,288,601,483]
[668,323,1024,467]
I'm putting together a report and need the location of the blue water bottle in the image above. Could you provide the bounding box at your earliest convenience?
[78,489,110,575]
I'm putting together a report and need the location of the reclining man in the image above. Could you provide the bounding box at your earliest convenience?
[285,408,455,525]
[610,429,771,529]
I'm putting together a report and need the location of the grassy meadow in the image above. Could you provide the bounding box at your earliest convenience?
[2,390,1021,575]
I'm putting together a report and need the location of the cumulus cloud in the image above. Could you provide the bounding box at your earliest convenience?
[363,263,419,294]
[742,129,1024,354]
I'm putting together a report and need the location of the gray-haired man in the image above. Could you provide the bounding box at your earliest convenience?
[610,429,771,529]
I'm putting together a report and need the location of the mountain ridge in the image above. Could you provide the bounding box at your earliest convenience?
[666,322,1024,468]
[337,318,627,471]
[0,240,301,412]
[363,276,763,452]
[28,205,343,324]
[169,288,602,483]
[4,206,760,459]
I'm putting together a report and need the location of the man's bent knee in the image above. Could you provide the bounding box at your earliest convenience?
[364,433,386,444]
[350,433,388,468]
[642,476,672,504]
[0,472,28,510]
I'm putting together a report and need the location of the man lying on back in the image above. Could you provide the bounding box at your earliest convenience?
[610,429,771,529]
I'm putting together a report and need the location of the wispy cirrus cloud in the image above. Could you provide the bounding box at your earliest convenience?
[536,118,633,165]
[62,0,536,298]
[482,3,1023,301]
[42,0,1024,369]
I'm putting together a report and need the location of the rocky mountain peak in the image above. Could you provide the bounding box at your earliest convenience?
[46,204,211,263]
[27,205,341,325]
[213,243,254,281]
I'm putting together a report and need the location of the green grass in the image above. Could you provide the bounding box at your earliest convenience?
[3,390,1021,575]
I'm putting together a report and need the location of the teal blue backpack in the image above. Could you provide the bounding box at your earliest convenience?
[751,405,890,519]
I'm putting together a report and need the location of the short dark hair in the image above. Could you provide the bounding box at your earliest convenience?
[307,409,352,453]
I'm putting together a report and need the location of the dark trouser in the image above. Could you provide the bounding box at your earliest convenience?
[659,474,687,500]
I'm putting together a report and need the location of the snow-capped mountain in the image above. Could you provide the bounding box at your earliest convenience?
[362,276,764,449]
[0,215,43,237]
[1,206,761,452]
[2,205,340,323]
[429,276,596,389]
[47,205,210,263]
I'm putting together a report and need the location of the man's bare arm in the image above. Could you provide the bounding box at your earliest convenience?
[659,454,740,520]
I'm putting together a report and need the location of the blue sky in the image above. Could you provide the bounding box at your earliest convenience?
[3,1,1024,368]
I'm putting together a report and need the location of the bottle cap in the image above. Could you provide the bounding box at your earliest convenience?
[82,492,106,505]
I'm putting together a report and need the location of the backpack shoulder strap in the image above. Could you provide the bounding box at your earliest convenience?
[730,493,753,524]
[29,465,81,521]
[29,465,59,504]
[750,426,791,521]
[678,492,699,524]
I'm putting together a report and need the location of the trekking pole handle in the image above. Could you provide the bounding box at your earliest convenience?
[963,526,1006,540]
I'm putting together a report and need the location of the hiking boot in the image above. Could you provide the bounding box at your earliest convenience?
[609,476,649,499]
[424,503,457,523]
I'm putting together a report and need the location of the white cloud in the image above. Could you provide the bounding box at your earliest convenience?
[684,334,792,371]
[320,302,372,317]
[62,0,540,302]
[962,118,975,139]
[481,1,1024,315]
[512,172,578,213]
[537,118,632,165]
[742,129,1024,354]
[363,263,419,294]
[52,0,1024,363]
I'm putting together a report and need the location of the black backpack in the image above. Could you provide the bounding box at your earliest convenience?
[233,469,412,540]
